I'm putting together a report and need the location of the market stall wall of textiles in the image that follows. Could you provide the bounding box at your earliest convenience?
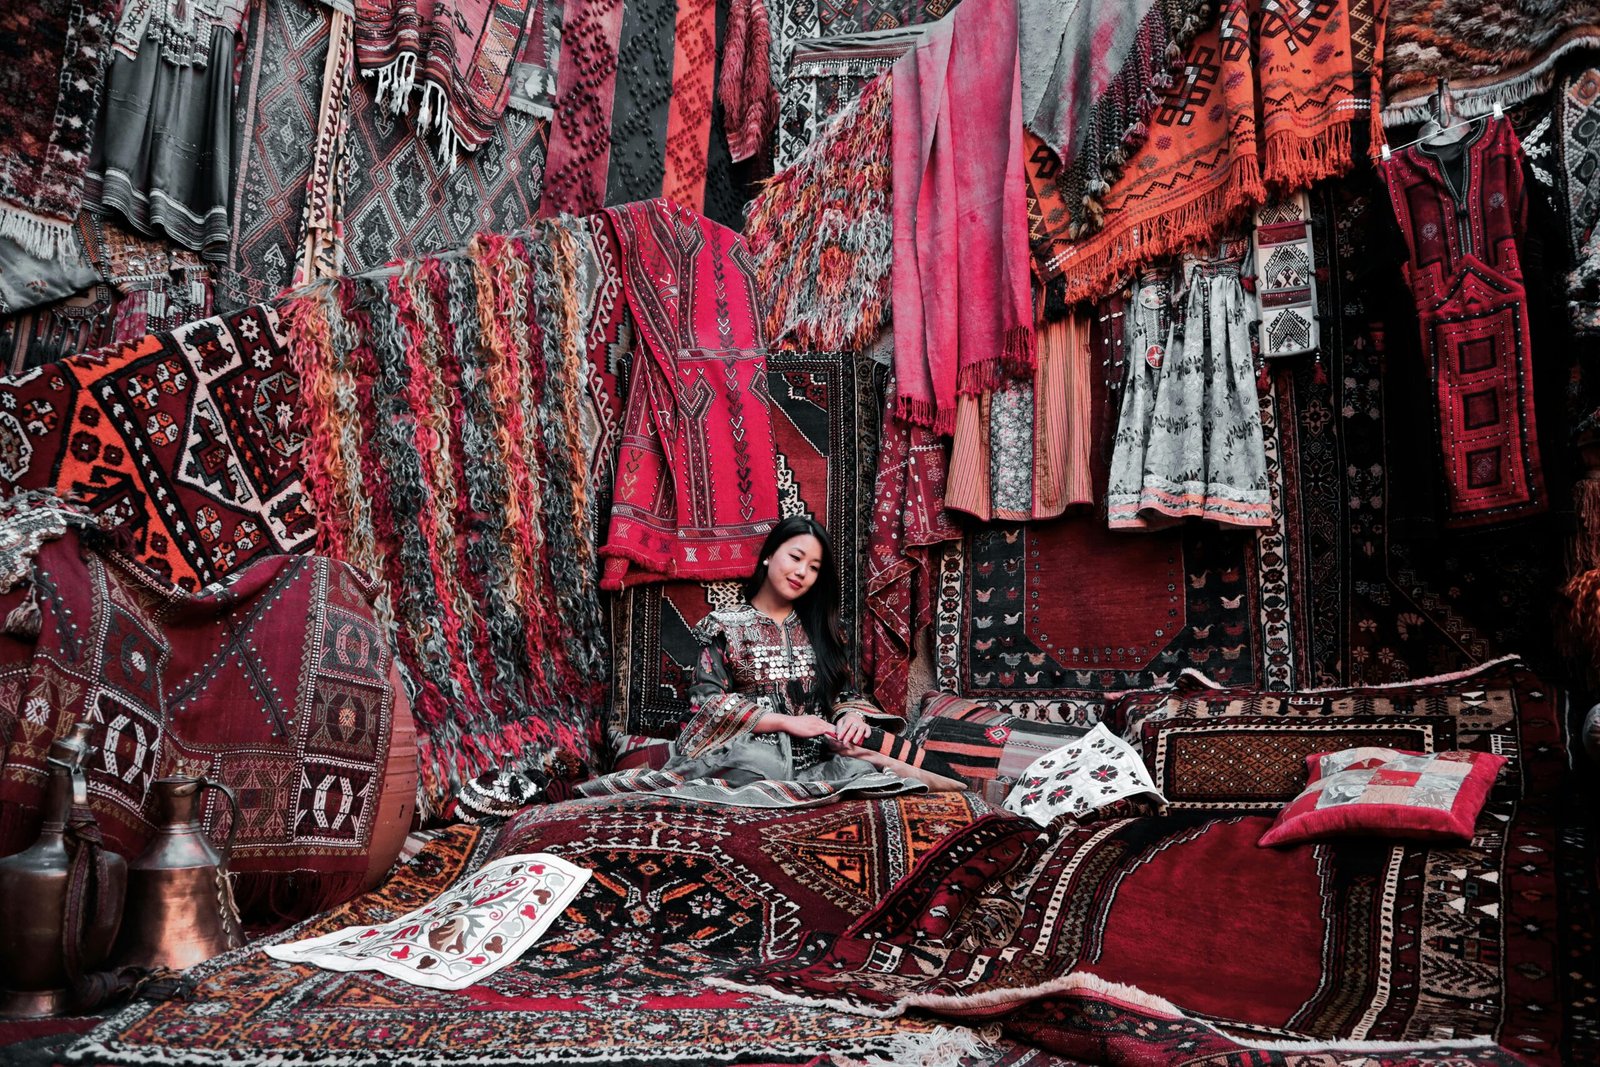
[3,0,1600,780]
[3,0,1600,1061]
[2,0,1598,750]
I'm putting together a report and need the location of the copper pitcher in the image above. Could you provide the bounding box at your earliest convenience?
[113,776,243,971]
[0,722,127,1017]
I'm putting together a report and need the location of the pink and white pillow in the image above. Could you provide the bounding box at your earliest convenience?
[1258,746,1506,848]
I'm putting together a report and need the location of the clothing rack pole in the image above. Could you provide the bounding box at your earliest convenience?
[1379,100,1503,160]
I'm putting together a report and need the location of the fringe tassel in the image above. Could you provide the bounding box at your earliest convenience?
[953,328,1037,397]
[4,585,42,638]
[1263,123,1351,189]
[1379,39,1599,126]
[1575,474,1600,573]
[0,206,77,262]
[828,1025,995,1066]
[366,50,418,113]
[895,394,940,431]
[1052,151,1264,307]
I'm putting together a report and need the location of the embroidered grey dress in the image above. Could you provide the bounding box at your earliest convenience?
[574,603,922,807]
[1106,243,1271,530]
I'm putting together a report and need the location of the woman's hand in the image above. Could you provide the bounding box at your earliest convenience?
[830,711,870,747]
[783,714,837,739]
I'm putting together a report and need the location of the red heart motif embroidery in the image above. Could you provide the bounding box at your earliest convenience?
[521,904,541,920]
[390,945,411,960]
[467,955,488,965]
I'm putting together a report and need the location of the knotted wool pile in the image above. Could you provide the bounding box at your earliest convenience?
[286,224,606,815]
[743,71,894,354]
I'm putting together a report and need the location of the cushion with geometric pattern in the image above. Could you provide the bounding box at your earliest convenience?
[1257,747,1507,848]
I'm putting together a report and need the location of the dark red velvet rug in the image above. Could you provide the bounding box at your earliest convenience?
[716,667,1593,1065]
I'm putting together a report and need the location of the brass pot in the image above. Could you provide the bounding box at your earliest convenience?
[113,777,243,972]
[0,723,127,1018]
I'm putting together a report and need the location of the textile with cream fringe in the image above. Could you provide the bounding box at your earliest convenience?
[351,0,549,166]
[1029,0,1385,312]
[0,0,117,263]
[286,224,607,817]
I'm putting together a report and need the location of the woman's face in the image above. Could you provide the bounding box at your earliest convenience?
[762,534,824,604]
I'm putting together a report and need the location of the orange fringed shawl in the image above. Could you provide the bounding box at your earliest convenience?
[1029,0,1388,308]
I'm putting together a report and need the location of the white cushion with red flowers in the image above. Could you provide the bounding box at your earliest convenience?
[1257,746,1507,848]
[1002,723,1166,827]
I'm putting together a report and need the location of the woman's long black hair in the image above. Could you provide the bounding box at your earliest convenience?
[742,515,849,709]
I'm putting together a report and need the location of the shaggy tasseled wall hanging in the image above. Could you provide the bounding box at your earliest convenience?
[743,72,894,353]
[287,223,607,815]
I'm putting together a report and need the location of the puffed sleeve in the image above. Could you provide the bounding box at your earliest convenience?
[677,614,769,759]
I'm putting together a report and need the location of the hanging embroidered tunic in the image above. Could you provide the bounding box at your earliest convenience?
[597,200,782,589]
[1379,116,1546,526]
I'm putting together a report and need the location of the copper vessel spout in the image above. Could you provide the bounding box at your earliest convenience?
[0,722,127,1017]
[113,776,243,972]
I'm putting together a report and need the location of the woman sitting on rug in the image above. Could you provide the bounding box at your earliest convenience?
[663,515,967,795]
[456,517,963,819]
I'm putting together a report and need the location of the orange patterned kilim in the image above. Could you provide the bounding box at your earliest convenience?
[1029,0,1387,307]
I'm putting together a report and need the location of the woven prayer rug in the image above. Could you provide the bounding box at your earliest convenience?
[0,303,317,590]
[220,0,331,313]
[717,666,1582,1063]
[0,526,396,917]
[0,0,116,262]
[67,803,990,1065]
[1273,176,1561,687]
[953,520,1262,706]
[610,351,882,739]
[339,74,550,275]
[1382,0,1600,123]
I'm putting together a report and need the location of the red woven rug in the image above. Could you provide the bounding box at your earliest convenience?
[69,796,993,1064]
[718,665,1586,1065]
[0,0,116,261]
[0,303,318,590]
[597,200,779,590]
[0,527,398,917]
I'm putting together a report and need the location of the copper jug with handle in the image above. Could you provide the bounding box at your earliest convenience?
[0,722,127,1017]
[113,776,244,971]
